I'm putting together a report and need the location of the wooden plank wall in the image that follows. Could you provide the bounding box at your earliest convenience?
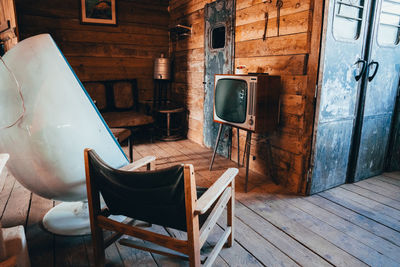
[0,0,19,51]
[14,0,170,102]
[169,0,323,193]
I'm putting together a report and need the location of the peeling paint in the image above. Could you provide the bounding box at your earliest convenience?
[203,0,235,157]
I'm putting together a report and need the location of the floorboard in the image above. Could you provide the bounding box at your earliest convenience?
[1,139,400,266]
[341,183,400,210]
[26,194,55,267]
[234,201,331,267]
[376,175,400,187]
[383,172,400,180]
[355,178,400,202]
[306,194,400,247]
[282,195,400,264]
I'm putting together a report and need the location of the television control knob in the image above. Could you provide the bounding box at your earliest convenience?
[249,118,254,125]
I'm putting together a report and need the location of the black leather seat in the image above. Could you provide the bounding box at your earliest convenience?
[84,148,238,266]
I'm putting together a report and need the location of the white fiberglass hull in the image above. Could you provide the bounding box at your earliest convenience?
[0,34,128,202]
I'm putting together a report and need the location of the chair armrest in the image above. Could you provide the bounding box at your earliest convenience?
[195,168,238,215]
[0,255,17,267]
[119,156,156,171]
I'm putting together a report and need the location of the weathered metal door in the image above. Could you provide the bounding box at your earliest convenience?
[351,0,400,182]
[203,0,235,157]
[309,0,371,193]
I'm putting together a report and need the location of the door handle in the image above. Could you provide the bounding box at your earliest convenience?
[367,61,379,82]
[354,59,367,81]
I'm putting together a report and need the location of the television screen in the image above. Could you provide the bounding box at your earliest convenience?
[215,78,247,123]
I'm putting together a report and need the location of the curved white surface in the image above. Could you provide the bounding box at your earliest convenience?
[0,34,128,202]
[42,202,125,236]
[0,153,9,174]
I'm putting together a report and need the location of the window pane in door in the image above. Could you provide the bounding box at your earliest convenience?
[378,0,400,46]
[211,26,225,49]
[333,0,365,40]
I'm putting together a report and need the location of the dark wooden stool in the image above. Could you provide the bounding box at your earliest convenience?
[110,128,133,162]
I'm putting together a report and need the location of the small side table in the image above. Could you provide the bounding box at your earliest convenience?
[154,103,186,141]
[110,128,133,162]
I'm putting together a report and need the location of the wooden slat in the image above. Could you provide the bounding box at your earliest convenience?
[0,180,31,227]
[119,156,156,171]
[54,235,90,267]
[276,195,399,266]
[115,236,158,267]
[341,183,400,211]
[235,55,307,76]
[19,14,168,35]
[376,175,400,187]
[281,75,308,95]
[306,194,400,247]
[26,195,55,267]
[98,216,188,254]
[195,169,238,214]
[236,10,309,42]
[218,210,302,267]
[0,172,15,218]
[236,33,309,57]
[165,225,230,266]
[328,187,400,221]
[355,178,400,202]
[234,201,331,267]
[203,227,231,267]
[119,238,189,261]
[238,195,368,266]
[319,189,400,232]
[360,177,400,198]
[199,187,231,247]
[283,195,400,264]
[236,0,311,26]
[383,172,400,180]
[199,223,264,267]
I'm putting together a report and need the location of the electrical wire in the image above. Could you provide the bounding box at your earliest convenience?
[0,55,26,129]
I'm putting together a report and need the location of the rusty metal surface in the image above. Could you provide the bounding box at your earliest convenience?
[310,0,369,194]
[203,0,235,157]
[311,0,400,193]
[352,0,400,181]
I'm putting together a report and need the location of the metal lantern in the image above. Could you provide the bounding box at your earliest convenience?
[154,54,171,80]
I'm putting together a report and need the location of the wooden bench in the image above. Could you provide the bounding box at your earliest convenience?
[84,79,154,144]
[110,128,133,162]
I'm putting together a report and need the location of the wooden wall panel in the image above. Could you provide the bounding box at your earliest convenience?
[15,0,169,102]
[0,0,18,51]
[170,0,323,193]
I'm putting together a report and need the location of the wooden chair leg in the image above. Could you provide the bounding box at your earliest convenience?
[184,165,201,267]
[188,242,201,267]
[92,223,105,267]
[227,179,235,247]
[128,133,133,163]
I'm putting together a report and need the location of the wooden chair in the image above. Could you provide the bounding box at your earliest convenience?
[84,148,238,267]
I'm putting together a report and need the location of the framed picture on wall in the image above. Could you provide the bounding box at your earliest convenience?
[80,0,116,25]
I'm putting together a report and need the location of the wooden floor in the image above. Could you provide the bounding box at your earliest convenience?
[1,139,400,266]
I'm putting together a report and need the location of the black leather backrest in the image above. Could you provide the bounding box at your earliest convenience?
[87,150,188,231]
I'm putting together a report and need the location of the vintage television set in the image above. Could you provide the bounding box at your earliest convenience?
[213,74,281,133]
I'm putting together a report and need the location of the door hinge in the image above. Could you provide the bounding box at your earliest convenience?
[306,168,313,183]
[314,84,318,99]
